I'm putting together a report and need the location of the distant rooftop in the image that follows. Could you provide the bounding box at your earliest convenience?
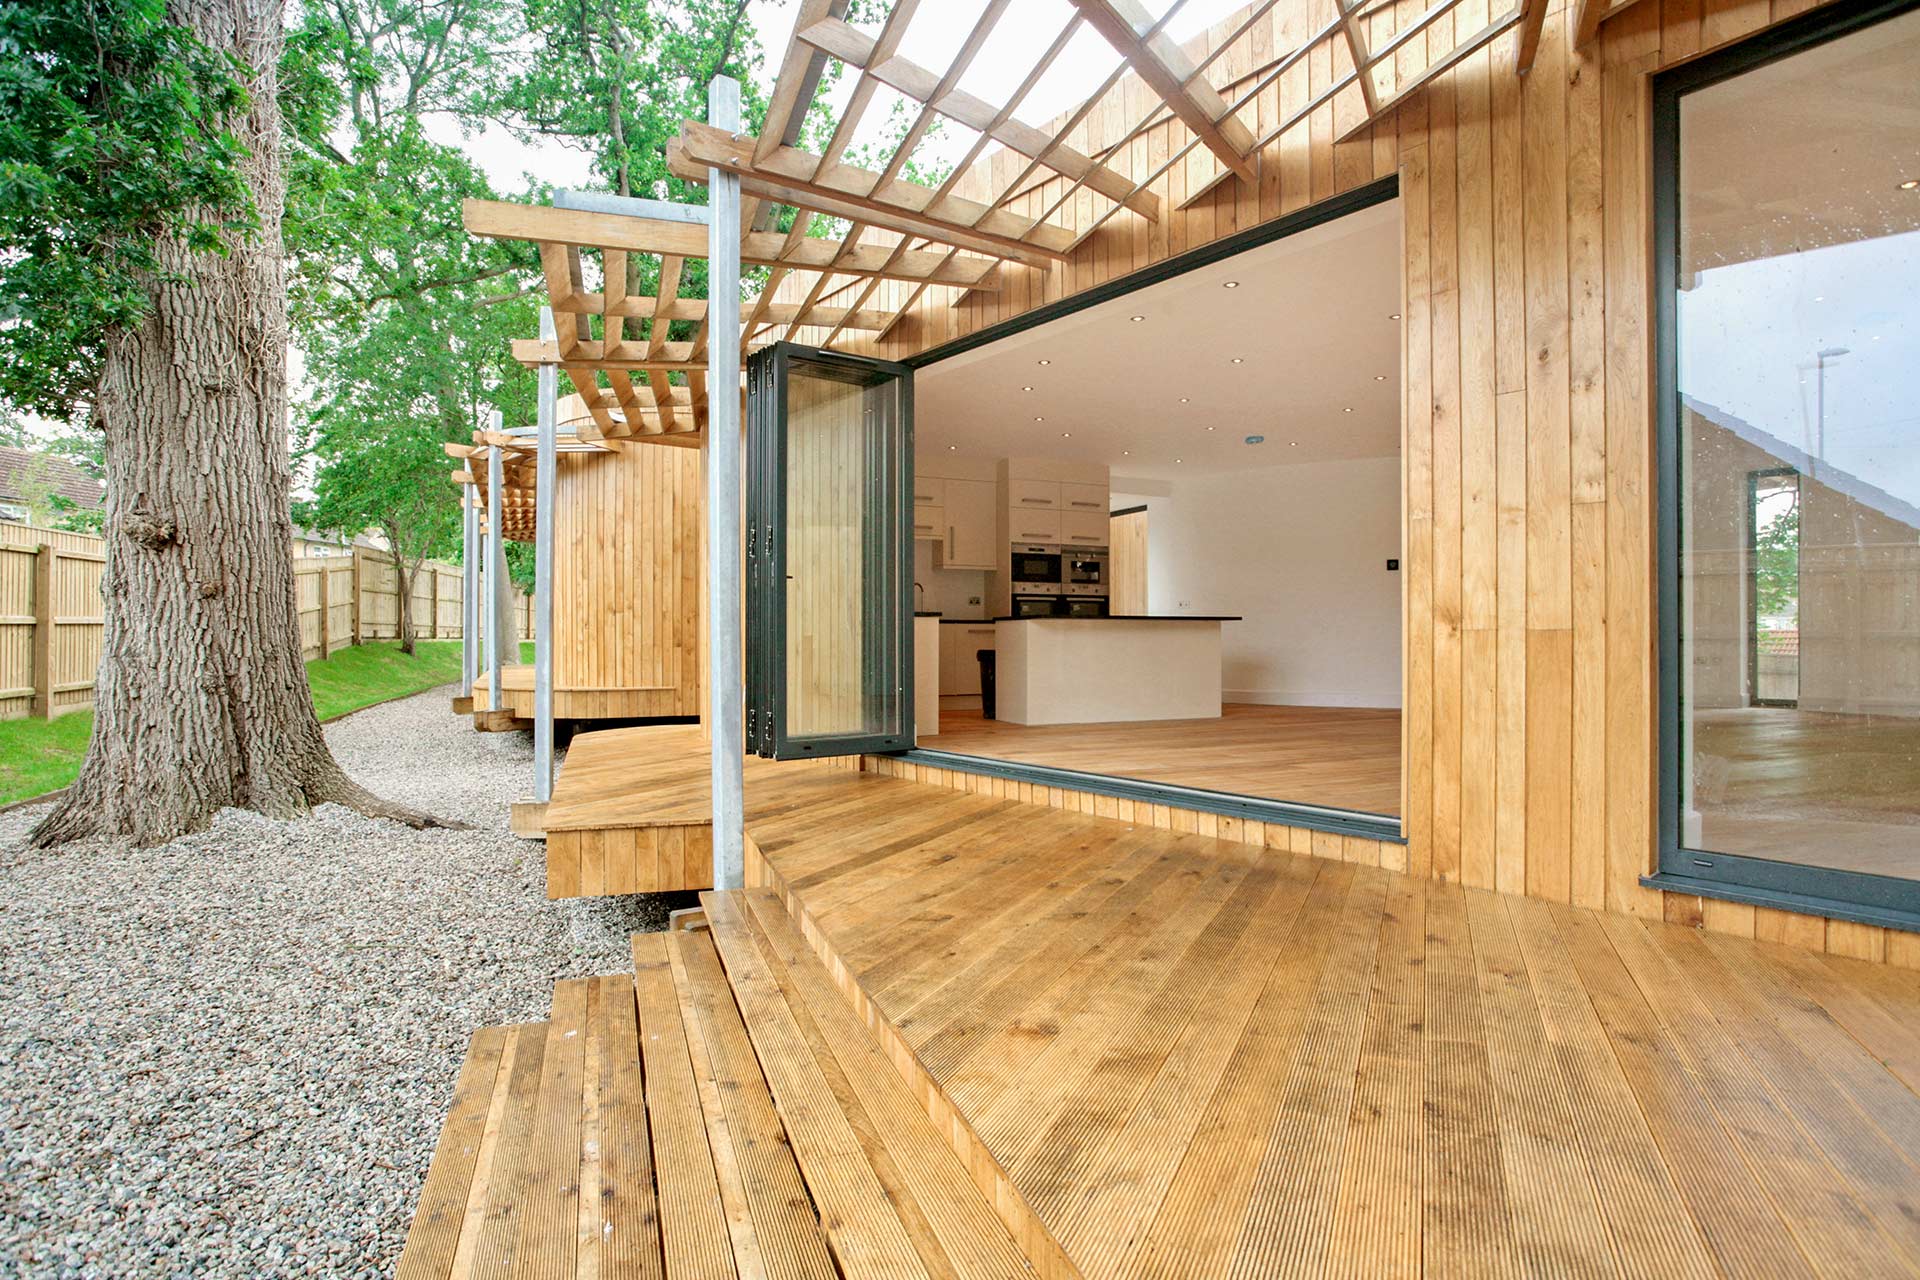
[0,446,106,511]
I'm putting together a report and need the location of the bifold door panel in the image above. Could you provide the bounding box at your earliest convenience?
[746,343,914,759]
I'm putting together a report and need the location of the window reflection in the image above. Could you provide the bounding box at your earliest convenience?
[1676,8,1920,880]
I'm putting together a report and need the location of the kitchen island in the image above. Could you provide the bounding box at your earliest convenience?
[994,615,1239,725]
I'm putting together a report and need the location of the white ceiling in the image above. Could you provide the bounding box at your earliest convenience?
[916,199,1403,481]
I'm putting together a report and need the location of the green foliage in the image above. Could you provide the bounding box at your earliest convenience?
[1753,489,1800,622]
[0,0,254,422]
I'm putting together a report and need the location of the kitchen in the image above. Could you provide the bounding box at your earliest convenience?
[913,456,1236,737]
[901,196,1406,822]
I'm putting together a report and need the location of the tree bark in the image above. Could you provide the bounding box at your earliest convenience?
[32,0,451,846]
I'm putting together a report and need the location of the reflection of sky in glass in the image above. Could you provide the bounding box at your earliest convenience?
[1679,230,1920,510]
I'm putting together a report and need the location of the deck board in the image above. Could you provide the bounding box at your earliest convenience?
[740,766,1920,1280]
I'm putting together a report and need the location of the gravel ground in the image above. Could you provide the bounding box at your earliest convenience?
[0,688,676,1278]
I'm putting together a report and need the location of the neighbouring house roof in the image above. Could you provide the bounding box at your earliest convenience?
[0,446,106,512]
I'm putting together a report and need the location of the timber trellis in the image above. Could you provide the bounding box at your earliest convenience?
[0,522,527,722]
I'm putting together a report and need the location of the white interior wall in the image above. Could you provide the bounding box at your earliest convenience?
[913,541,991,620]
[1122,456,1403,708]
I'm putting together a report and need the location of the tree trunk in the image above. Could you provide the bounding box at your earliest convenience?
[31,0,450,846]
[384,524,417,656]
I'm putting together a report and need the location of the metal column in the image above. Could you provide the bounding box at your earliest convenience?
[707,74,745,891]
[485,411,506,710]
[532,308,558,802]
[461,468,479,691]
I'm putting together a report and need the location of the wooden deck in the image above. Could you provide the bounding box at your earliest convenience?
[394,896,1070,1279]
[741,766,1920,1280]
[921,703,1404,816]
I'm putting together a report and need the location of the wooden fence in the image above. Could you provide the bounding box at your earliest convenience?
[0,523,528,721]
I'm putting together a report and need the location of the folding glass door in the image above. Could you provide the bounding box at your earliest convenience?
[746,342,915,759]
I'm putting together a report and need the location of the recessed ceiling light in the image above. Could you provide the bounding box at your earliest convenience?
[1022,385,1034,391]
[1343,407,1354,413]
[1122,450,1131,456]
[1389,313,1401,320]
[1901,178,1920,190]
[1206,426,1216,431]
[1061,432,1071,438]
[948,445,957,451]
[1290,441,1298,447]
[1037,358,1051,365]
[1374,375,1387,381]
[1174,457,1183,463]
[1130,315,1146,322]
[1034,416,1044,422]
[1222,280,1240,289]
[1179,397,1190,403]
[1230,357,1243,364]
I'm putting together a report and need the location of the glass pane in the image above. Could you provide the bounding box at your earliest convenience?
[1675,8,1920,881]
[783,359,908,744]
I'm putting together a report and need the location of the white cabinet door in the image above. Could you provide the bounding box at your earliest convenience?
[940,625,996,694]
[1008,506,1062,544]
[1061,509,1108,546]
[912,504,945,540]
[913,475,945,507]
[1060,482,1108,514]
[1007,477,1061,510]
[940,479,997,570]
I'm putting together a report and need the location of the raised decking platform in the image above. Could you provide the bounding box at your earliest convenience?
[395,899,1071,1279]
[469,667,697,724]
[742,768,1920,1280]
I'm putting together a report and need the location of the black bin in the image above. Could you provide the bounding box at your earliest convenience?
[977,649,997,720]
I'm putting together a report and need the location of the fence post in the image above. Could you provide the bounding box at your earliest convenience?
[316,563,331,660]
[31,543,55,720]
[431,566,441,638]
[350,549,365,645]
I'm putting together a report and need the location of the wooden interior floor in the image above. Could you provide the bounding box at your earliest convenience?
[920,703,1404,816]
[1691,707,1920,880]
[746,766,1920,1280]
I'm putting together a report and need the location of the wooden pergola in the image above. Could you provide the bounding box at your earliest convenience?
[466,0,1653,429]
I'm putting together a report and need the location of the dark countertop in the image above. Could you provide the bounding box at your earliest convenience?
[990,614,1243,623]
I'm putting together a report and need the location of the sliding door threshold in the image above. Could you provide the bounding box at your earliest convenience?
[893,748,1405,844]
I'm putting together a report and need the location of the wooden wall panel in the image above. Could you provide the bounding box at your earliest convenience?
[828,0,1914,960]
[550,443,701,718]
[1109,509,1148,616]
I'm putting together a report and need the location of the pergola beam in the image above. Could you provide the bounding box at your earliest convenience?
[669,123,1075,264]
[1069,0,1258,183]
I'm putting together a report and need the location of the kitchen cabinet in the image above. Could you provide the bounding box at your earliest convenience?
[1007,477,1061,511]
[939,624,997,695]
[913,476,945,507]
[937,478,997,569]
[1061,509,1108,546]
[1061,482,1108,514]
[913,505,945,541]
[1007,506,1062,544]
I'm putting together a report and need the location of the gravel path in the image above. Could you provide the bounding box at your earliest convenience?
[0,688,674,1278]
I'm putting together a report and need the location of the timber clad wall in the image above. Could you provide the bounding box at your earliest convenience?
[549,441,702,718]
[793,0,1914,963]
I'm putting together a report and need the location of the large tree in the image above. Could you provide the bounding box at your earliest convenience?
[1,0,444,843]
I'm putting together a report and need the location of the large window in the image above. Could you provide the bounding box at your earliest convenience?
[1656,0,1920,924]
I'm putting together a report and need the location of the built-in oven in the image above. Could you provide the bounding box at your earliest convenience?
[1011,594,1063,619]
[1010,544,1062,591]
[1065,549,1108,589]
[1062,595,1109,618]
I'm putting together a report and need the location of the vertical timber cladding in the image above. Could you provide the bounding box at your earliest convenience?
[788,0,1895,952]
[549,441,702,718]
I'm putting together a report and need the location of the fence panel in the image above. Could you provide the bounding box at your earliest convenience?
[0,528,518,720]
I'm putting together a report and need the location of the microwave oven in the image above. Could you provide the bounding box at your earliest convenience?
[1010,544,1062,589]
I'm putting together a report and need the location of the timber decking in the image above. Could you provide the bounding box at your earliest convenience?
[539,726,841,898]
[395,908,1069,1280]
[921,703,1404,816]
[742,766,1920,1280]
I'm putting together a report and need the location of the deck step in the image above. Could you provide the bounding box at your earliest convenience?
[397,896,1072,1278]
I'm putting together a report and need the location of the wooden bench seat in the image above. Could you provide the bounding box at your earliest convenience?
[395,891,1071,1279]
